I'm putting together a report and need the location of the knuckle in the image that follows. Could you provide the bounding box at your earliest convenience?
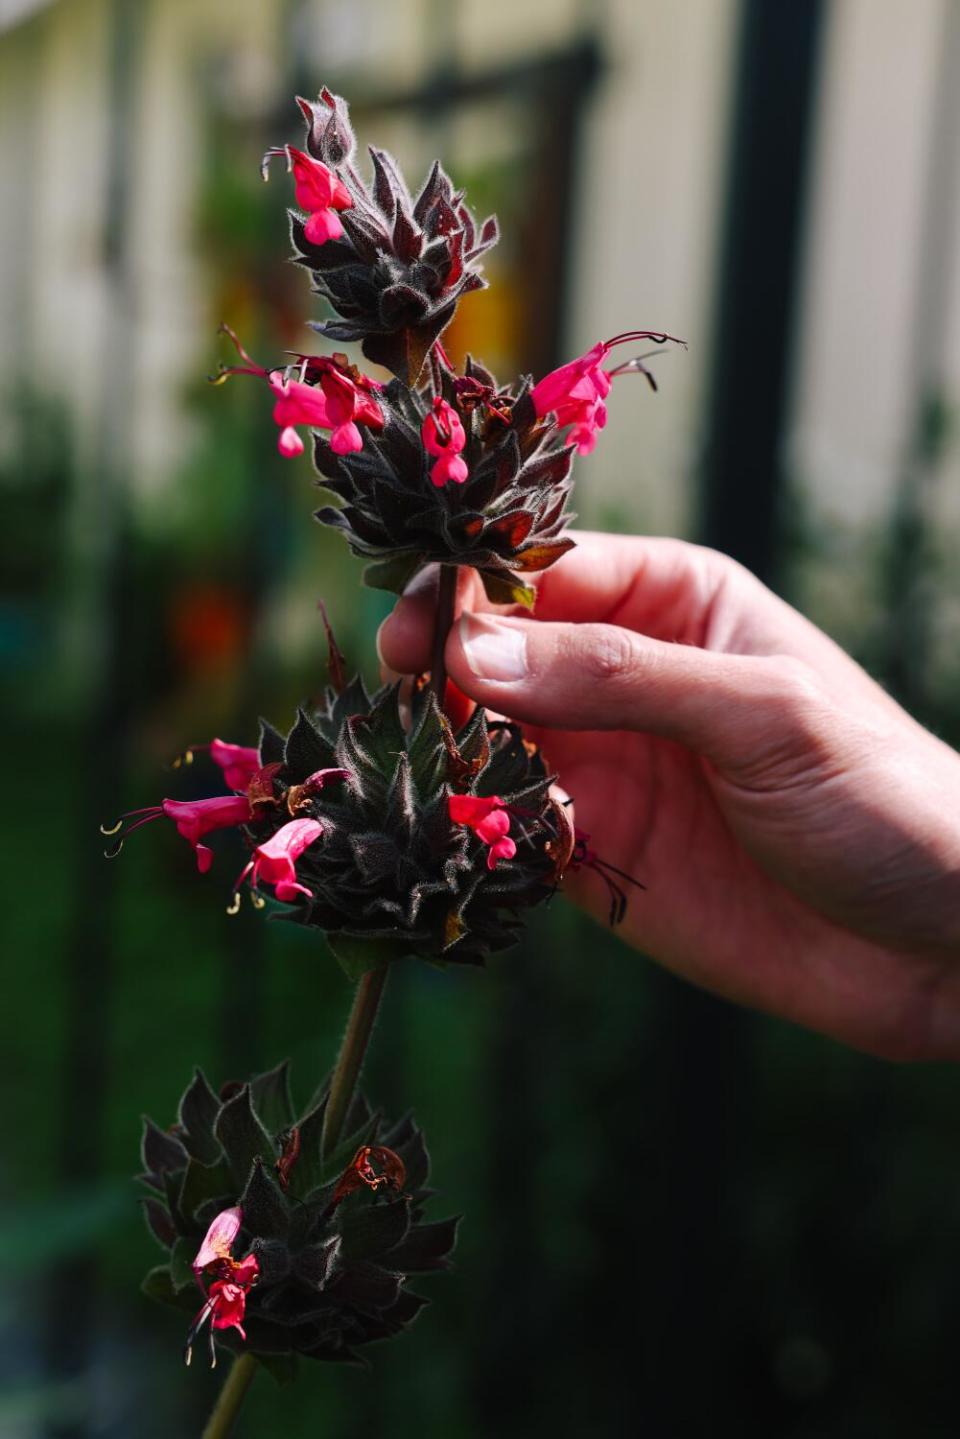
[761,655,825,726]
[579,625,639,684]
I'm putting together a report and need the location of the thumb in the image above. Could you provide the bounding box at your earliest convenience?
[447,612,821,771]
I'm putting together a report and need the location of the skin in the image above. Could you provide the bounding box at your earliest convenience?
[378,532,960,1062]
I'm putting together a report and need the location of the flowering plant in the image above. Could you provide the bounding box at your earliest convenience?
[141,1065,454,1377]
[116,85,678,1431]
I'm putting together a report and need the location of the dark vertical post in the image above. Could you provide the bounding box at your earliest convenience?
[700,0,825,583]
[639,1,826,1431]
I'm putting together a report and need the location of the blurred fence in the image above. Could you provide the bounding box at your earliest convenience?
[1,2,959,1436]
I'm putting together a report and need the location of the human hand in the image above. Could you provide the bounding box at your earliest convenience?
[378,532,960,1061]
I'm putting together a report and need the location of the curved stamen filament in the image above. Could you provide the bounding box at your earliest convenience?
[227,859,255,915]
[102,809,164,858]
[100,805,162,836]
[604,329,687,351]
[183,1298,215,1369]
[607,348,667,384]
[209,325,268,386]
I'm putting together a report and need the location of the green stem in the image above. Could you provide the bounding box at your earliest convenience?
[322,963,389,1159]
[202,1352,257,1439]
[430,563,458,708]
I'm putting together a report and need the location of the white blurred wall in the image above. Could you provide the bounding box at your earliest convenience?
[1,0,957,571]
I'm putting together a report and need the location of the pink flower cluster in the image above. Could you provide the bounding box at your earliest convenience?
[102,743,348,908]
[421,398,468,486]
[271,358,385,459]
[448,794,516,869]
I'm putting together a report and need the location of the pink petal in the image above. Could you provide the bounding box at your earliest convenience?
[431,453,469,486]
[304,207,344,246]
[278,426,304,457]
[449,794,502,826]
[486,835,517,870]
[193,1206,243,1272]
[274,879,315,903]
[475,809,511,845]
[330,421,363,454]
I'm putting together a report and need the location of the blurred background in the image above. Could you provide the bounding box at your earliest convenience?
[2,0,960,1434]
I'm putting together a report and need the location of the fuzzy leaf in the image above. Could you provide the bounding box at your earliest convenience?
[170,1235,196,1292]
[250,1061,295,1136]
[143,1197,177,1249]
[339,1197,411,1261]
[258,718,287,768]
[479,569,536,609]
[512,538,576,572]
[383,1215,460,1272]
[406,693,447,798]
[362,551,424,595]
[215,1086,275,1190]
[240,1158,290,1240]
[178,1156,233,1224]
[326,934,397,981]
[284,708,337,781]
[177,1069,221,1165]
[141,1119,188,1181]
[287,1099,327,1201]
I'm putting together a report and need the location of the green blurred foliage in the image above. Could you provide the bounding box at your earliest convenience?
[2,19,960,1439]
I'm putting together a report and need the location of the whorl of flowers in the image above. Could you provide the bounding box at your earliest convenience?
[105,666,566,977]
[277,87,498,386]
[212,87,681,605]
[141,1064,456,1371]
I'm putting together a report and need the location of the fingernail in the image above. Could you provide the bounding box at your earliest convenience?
[458,614,528,682]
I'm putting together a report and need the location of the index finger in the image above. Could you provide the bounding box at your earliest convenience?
[376,532,724,676]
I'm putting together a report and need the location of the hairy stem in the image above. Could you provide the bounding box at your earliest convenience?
[202,1352,257,1439]
[322,963,389,1159]
[430,563,458,708]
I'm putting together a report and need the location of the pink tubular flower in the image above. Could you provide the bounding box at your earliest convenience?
[212,328,384,459]
[422,397,468,486]
[268,372,331,457]
[101,794,251,872]
[531,330,684,455]
[232,817,323,908]
[185,1206,260,1367]
[308,358,385,456]
[175,739,260,791]
[448,793,517,869]
[209,740,260,791]
[263,144,353,246]
[163,796,251,873]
